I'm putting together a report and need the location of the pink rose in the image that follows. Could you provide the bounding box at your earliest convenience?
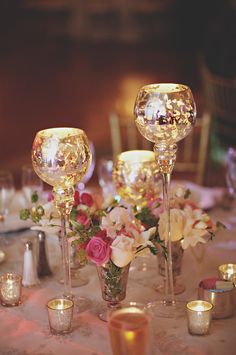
[81,192,94,207]
[73,190,80,207]
[86,236,111,265]
[77,209,91,229]
[47,191,54,202]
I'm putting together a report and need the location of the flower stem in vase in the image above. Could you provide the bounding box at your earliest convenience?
[96,261,130,322]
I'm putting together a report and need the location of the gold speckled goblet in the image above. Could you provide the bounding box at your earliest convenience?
[134,84,196,317]
[32,128,91,297]
[113,150,161,208]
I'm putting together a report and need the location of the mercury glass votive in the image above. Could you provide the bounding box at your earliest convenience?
[219,264,236,284]
[186,300,213,335]
[0,273,22,306]
[47,298,74,335]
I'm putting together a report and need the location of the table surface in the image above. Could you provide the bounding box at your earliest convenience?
[0,204,236,355]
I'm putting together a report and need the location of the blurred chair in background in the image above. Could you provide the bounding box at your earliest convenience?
[110,111,211,185]
[174,112,211,186]
[109,112,152,158]
[201,64,236,164]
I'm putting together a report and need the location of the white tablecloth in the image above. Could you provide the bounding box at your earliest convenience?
[0,206,236,354]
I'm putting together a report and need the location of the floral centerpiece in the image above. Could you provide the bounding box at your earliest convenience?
[134,184,225,294]
[135,184,224,249]
[20,190,158,307]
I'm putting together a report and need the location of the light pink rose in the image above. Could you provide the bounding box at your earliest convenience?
[86,236,111,265]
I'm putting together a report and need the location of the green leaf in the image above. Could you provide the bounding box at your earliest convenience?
[216,221,226,229]
[31,191,39,204]
[20,209,30,220]
[184,188,191,199]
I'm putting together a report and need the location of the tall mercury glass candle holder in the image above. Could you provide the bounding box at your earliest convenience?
[32,128,91,298]
[113,150,161,209]
[134,84,196,317]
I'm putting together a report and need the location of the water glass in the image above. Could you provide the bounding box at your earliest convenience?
[22,165,43,206]
[108,302,153,355]
[0,171,15,221]
[226,147,236,197]
[97,158,115,197]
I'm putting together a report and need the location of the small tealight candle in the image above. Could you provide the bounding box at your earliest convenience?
[0,273,22,306]
[218,264,236,284]
[186,300,213,335]
[47,298,74,335]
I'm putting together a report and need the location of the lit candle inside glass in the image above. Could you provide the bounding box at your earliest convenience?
[186,300,213,335]
[108,304,151,355]
[47,298,74,335]
[0,273,22,306]
[218,264,236,284]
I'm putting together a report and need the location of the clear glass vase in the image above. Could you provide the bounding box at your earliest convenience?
[156,240,185,295]
[96,261,130,322]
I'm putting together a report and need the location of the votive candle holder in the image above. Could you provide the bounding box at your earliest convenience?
[218,264,236,284]
[47,298,74,335]
[0,273,22,306]
[186,300,213,335]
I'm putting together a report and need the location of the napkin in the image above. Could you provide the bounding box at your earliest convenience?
[175,181,225,210]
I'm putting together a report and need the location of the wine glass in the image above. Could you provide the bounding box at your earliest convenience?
[32,127,91,298]
[134,83,196,317]
[113,150,161,209]
[22,165,44,207]
[0,171,15,222]
[108,302,153,355]
[226,147,236,227]
[97,158,116,198]
[113,150,161,274]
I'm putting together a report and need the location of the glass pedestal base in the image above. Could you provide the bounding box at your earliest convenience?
[147,300,186,318]
[154,279,185,295]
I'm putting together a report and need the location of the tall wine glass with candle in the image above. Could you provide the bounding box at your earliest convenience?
[134,84,196,317]
[113,150,161,273]
[113,150,161,209]
[32,128,91,298]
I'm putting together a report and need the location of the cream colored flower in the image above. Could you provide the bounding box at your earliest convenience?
[158,209,184,242]
[135,227,156,256]
[101,206,131,238]
[181,206,208,249]
[111,235,135,267]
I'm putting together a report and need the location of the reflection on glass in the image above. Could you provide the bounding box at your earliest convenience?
[0,171,15,222]
[77,141,95,191]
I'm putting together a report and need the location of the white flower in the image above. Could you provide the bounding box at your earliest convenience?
[135,227,156,256]
[111,235,135,267]
[181,206,207,249]
[31,217,61,235]
[101,206,131,238]
[158,209,184,242]
[42,201,60,220]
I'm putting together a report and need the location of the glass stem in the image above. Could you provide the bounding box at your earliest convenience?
[61,214,71,298]
[162,173,175,305]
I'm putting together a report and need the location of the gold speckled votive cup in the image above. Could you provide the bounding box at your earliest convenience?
[0,273,22,306]
[47,298,74,335]
[186,300,213,335]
